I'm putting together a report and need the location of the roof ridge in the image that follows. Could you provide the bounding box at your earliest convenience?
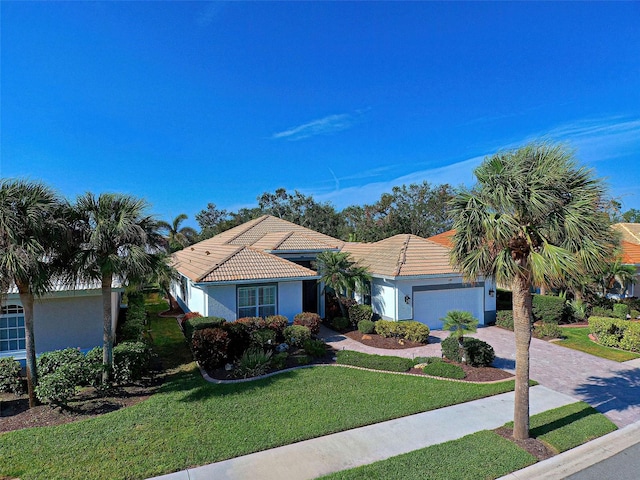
[394,234,411,277]
[621,224,640,244]
[223,215,269,244]
[197,245,245,281]
[271,231,294,250]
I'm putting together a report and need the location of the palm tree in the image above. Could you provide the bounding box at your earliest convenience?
[449,142,612,439]
[158,214,197,252]
[72,193,164,382]
[442,310,478,363]
[314,251,371,318]
[601,260,636,297]
[0,179,65,407]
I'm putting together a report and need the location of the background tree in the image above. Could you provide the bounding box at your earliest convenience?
[195,203,229,240]
[0,179,65,407]
[449,142,613,440]
[600,260,636,297]
[622,208,640,223]
[314,251,371,318]
[158,214,197,251]
[72,193,165,382]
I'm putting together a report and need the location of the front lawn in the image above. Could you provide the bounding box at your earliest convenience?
[556,327,640,362]
[1,317,517,480]
[320,402,616,480]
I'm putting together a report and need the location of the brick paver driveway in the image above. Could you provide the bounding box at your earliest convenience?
[472,326,640,427]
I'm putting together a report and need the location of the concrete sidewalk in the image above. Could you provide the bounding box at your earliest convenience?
[151,386,577,480]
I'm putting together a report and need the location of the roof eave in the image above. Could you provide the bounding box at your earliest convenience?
[194,275,321,286]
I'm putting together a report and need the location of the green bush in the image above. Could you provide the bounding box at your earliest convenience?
[295,354,311,365]
[589,317,628,348]
[0,357,23,395]
[184,316,226,341]
[293,312,321,335]
[113,341,152,384]
[303,338,327,358]
[619,323,640,352]
[591,306,614,318]
[329,316,350,332]
[84,347,105,387]
[336,350,414,372]
[357,320,375,334]
[374,319,396,337]
[120,292,147,341]
[283,325,312,348]
[613,303,630,319]
[250,328,277,349]
[264,315,289,336]
[413,356,443,365]
[496,311,514,330]
[423,361,465,379]
[179,311,202,328]
[35,367,78,406]
[234,348,272,378]
[532,294,567,324]
[37,348,88,386]
[235,317,266,333]
[348,304,373,326]
[401,321,430,343]
[632,309,640,319]
[441,337,495,367]
[270,352,288,370]
[222,321,251,360]
[534,322,563,339]
[191,328,230,372]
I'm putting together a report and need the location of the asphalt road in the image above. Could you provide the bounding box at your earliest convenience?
[566,442,640,480]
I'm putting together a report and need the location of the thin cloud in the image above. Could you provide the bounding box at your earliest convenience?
[272,114,353,141]
[196,2,224,27]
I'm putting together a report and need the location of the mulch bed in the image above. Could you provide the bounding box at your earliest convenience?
[494,426,556,461]
[344,330,426,349]
[408,361,514,382]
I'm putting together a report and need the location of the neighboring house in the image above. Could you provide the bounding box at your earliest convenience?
[172,216,495,329]
[1,280,122,361]
[613,223,640,297]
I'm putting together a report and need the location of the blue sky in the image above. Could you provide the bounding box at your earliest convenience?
[2,1,639,228]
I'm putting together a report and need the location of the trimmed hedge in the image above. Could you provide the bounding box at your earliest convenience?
[374,320,430,343]
[358,320,375,334]
[329,316,350,332]
[283,325,312,348]
[120,291,147,341]
[496,311,514,330]
[0,357,24,395]
[348,304,373,326]
[532,294,566,324]
[336,350,414,372]
[441,336,495,367]
[614,303,630,320]
[112,341,152,384]
[589,316,640,351]
[293,312,321,335]
[534,322,563,339]
[423,361,465,379]
[184,316,226,341]
[192,328,230,372]
[619,323,640,352]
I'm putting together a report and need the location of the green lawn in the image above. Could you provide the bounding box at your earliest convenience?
[320,402,617,480]
[1,301,517,480]
[557,327,640,362]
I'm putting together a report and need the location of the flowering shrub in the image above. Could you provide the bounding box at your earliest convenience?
[293,312,321,334]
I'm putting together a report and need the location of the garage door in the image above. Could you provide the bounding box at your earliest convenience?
[413,288,484,330]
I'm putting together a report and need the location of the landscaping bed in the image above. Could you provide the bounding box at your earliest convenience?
[345,330,426,349]
[408,361,513,382]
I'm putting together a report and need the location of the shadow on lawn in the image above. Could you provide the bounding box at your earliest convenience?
[573,367,640,417]
[529,403,600,438]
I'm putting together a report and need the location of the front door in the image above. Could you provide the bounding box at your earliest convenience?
[302,280,318,313]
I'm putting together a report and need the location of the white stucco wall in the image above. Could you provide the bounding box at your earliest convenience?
[371,279,397,320]
[278,281,303,321]
[206,285,236,321]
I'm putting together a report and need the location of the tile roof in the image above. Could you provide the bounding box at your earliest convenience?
[614,223,640,245]
[621,241,640,265]
[172,243,318,283]
[427,230,455,248]
[341,234,457,278]
[6,278,121,294]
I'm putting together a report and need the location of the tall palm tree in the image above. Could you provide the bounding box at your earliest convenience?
[158,214,197,251]
[449,142,612,439]
[0,179,65,407]
[72,193,164,382]
[314,251,371,318]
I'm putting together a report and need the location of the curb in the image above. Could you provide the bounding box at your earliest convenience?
[498,422,640,480]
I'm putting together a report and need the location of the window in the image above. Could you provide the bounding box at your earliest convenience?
[238,285,277,318]
[1,304,26,353]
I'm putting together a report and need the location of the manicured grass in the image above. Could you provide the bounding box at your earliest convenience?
[146,300,194,370]
[321,402,616,480]
[319,430,537,480]
[1,363,517,480]
[422,361,465,379]
[528,401,617,453]
[336,350,415,372]
[557,327,640,362]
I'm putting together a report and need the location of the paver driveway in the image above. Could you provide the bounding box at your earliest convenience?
[472,326,640,427]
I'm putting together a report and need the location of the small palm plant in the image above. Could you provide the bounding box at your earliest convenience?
[442,310,479,364]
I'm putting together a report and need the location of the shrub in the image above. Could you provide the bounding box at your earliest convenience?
[358,319,375,334]
[0,357,23,395]
[250,328,277,349]
[423,361,465,379]
[184,316,226,341]
[412,356,443,366]
[222,321,251,360]
[295,354,311,365]
[234,348,272,378]
[374,320,397,338]
[619,323,640,352]
[632,309,640,320]
[589,316,628,348]
[180,311,202,328]
[270,352,288,370]
[293,312,322,334]
[113,341,152,384]
[119,292,147,341]
[401,322,430,343]
[264,315,288,335]
[568,299,588,323]
[37,348,88,386]
[591,307,614,318]
[441,337,495,367]
[235,317,266,333]
[303,338,327,358]
[191,328,230,372]
[496,311,514,330]
[532,294,567,324]
[613,303,630,320]
[534,322,563,339]
[35,368,78,406]
[336,350,414,372]
[330,316,350,332]
[84,347,105,387]
[283,325,312,348]
[348,304,373,327]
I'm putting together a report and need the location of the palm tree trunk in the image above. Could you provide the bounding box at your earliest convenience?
[17,283,38,408]
[512,273,532,440]
[102,273,114,383]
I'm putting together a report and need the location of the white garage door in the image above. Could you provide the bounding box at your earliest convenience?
[413,288,484,330]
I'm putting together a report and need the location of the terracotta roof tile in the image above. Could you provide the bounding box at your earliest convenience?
[342,234,456,277]
[621,241,640,265]
[427,230,455,248]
